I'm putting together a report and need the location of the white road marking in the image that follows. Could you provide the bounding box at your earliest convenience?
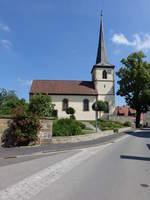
[0,145,108,200]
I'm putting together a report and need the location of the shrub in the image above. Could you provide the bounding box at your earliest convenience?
[66,107,75,115]
[29,93,55,117]
[78,121,86,129]
[123,121,132,127]
[53,118,83,136]
[66,107,76,119]
[70,114,76,120]
[92,100,109,113]
[90,119,125,131]
[2,106,41,147]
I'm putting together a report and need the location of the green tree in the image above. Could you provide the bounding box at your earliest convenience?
[66,107,76,119]
[0,88,28,115]
[116,51,150,128]
[92,100,109,114]
[97,100,109,113]
[29,93,55,117]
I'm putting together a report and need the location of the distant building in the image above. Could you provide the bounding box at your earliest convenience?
[115,106,146,123]
[30,14,115,120]
[115,106,136,117]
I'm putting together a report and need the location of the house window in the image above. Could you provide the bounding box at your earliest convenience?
[83,99,89,111]
[102,70,107,79]
[62,99,68,111]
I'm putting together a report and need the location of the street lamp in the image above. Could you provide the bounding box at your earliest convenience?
[95,101,98,133]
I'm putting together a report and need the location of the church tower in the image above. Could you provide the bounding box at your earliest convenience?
[91,12,115,114]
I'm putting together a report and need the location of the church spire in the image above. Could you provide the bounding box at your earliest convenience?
[96,11,110,65]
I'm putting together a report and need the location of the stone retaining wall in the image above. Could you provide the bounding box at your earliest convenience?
[0,118,132,145]
[0,118,11,144]
[52,127,132,144]
[39,119,53,144]
[0,118,53,145]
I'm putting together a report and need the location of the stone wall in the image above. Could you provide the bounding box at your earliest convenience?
[39,119,53,144]
[0,118,11,144]
[52,127,132,144]
[0,118,53,145]
[109,115,135,124]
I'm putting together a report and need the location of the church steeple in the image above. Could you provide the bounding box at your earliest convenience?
[91,12,115,115]
[96,11,110,66]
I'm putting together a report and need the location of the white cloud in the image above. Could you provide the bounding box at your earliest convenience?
[17,78,32,86]
[112,33,134,46]
[0,23,10,32]
[0,39,13,49]
[134,33,150,51]
[111,33,150,51]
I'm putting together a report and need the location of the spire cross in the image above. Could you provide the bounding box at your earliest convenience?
[101,10,103,17]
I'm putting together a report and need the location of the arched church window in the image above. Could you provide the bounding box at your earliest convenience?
[102,70,107,79]
[62,99,68,111]
[83,99,89,111]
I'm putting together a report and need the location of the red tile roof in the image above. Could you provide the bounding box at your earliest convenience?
[115,106,146,121]
[115,106,134,116]
[30,80,98,96]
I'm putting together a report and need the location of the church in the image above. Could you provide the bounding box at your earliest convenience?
[30,14,115,120]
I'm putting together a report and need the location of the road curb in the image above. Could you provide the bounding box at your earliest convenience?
[52,127,133,144]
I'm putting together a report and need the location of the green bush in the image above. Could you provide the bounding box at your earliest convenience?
[123,121,132,127]
[66,107,76,119]
[2,106,41,147]
[90,119,125,131]
[78,121,86,129]
[92,100,109,113]
[70,114,76,120]
[29,93,55,117]
[66,107,75,115]
[53,118,86,136]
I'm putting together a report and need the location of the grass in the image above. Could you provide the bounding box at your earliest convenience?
[90,119,126,131]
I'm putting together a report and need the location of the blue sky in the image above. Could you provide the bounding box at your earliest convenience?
[0,0,150,105]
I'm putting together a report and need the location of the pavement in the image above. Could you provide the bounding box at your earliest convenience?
[0,129,150,200]
[0,131,128,161]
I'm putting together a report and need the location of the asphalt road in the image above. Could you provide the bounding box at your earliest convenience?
[0,129,150,200]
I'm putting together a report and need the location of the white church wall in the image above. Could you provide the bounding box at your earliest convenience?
[51,95,96,120]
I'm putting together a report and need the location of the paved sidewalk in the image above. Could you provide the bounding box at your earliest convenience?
[0,131,133,159]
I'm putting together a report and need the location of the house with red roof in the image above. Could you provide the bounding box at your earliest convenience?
[115,106,146,124]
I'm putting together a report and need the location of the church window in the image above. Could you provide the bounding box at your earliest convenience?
[83,99,89,111]
[102,70,107,79]
[62,99,68,111]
